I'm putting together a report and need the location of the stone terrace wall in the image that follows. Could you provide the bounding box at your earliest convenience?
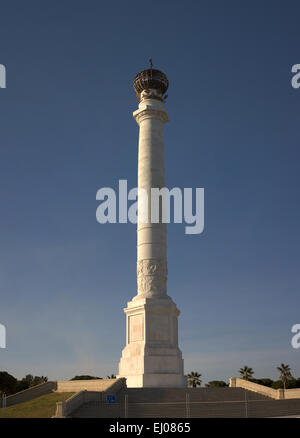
[56,379,120,393]
[0,381,57,407]
[230,377,300,400]
[54,378,126,417]
[285,389,300,399]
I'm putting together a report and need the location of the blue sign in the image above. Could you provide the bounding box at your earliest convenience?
[106,395,116,404]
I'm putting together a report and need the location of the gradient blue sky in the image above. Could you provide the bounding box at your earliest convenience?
[0,0,299,383]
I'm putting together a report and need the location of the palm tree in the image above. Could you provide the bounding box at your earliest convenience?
[239,366,254,381]
[277,363,293,394]
[107,374,116,379]
[187,371,202,388]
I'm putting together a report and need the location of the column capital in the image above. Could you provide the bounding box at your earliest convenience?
[133,105,169,125]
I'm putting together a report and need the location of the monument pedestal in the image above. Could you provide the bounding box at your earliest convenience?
[118,295,186,387]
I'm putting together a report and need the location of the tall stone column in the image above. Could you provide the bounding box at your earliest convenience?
[118,67,186,388]
[135,97,168,300]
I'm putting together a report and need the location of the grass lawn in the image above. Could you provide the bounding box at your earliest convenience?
[0,392,75,418]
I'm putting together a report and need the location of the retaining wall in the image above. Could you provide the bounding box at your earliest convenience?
[54,378,126,417]
[56,378,120,393]
[230,377,300,400]
[0,381,57,407]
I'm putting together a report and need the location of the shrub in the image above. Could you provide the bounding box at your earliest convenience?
[0,371,17,395]
[249,378,274,387]
[70,375,102,380]
[205,380,228,388]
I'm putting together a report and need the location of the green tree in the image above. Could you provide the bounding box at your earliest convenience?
[277,363,293,393]
[205,380,228,388]
[19,374,48,388]
[32,376,48,386]
[250,378,273,388]
[70,375,102,380]
[24,374,34,387]
[0,371,17,395]
[239,366,254,381]
[187,371,202,388]
[16,379,30,392]
[271,379,298,390]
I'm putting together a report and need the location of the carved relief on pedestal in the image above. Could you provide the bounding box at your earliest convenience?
[137,258,168,296]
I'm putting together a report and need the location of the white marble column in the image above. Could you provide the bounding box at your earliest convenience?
[118,81,186,388]
[134,97,168,299]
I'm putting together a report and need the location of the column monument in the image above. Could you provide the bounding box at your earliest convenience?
[118,64,186,387]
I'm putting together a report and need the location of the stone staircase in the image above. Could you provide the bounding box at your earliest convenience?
[70,387,300,418]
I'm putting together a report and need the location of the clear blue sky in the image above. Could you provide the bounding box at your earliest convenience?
[0,0,299,383]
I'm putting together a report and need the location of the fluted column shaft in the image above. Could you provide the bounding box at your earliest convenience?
[133,98,169,298]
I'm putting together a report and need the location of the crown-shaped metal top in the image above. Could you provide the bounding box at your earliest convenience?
[134,60,169,101]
